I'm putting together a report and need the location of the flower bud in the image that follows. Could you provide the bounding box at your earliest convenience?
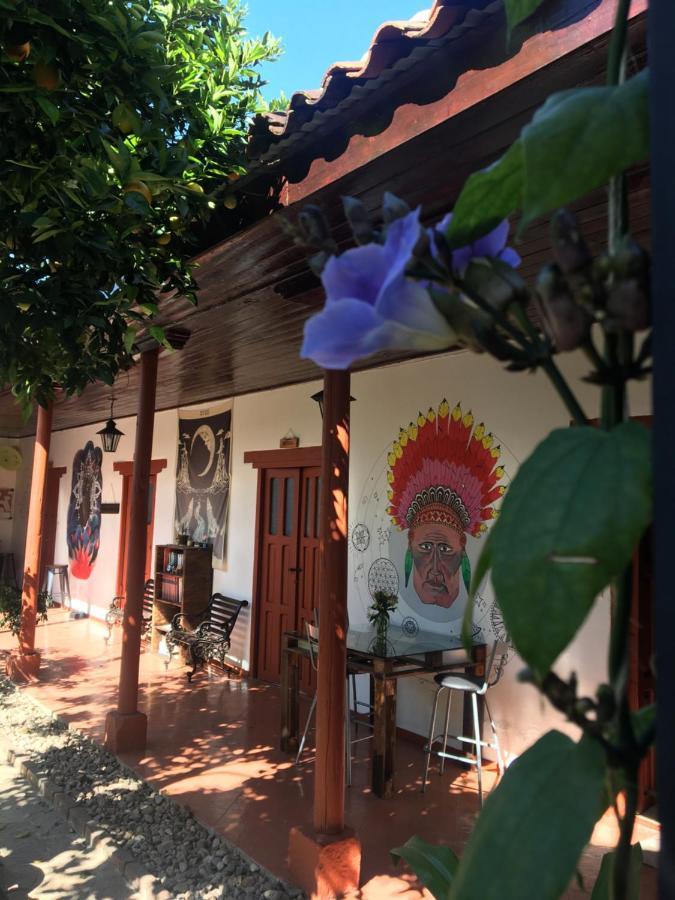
[535,264,591,352]
[382,191,411,225]
[606,277,650,332]
[342,196,375,246]
[551,209,590,274]
[297,205,332,248]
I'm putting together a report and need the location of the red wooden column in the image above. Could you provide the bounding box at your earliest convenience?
[8,402,53,682]
[105,348,158,753]
[315,369,350,833]
[289,370,361,897]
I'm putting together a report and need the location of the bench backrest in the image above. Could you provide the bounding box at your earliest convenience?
[206,593,248,641]
[143,579,154,619]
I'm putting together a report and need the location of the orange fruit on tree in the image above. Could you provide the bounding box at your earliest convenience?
[223,194,237,210]
[5,41,30,62]
[33,63,61,90]
[156,233,171,245]
[123,181,152,205]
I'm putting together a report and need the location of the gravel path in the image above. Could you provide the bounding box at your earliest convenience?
[0,678,303,900]
[0,760,135,899]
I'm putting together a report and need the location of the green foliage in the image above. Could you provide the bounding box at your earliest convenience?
[449,732,607,900]
[0,584,50,637]
[391,835,458,899]
[446,70,649,247]
[591,844,643,900]
[503,0,548,34]
[0,0,279,407]
[476,422,651,677]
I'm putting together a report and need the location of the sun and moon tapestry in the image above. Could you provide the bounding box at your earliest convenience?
[67,441,103,580]
[352,399,514,649]
[174,401,232,564]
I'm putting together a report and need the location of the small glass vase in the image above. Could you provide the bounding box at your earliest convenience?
[376,615,389,643]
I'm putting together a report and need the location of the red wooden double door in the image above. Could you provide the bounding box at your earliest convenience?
[255,464,321,688]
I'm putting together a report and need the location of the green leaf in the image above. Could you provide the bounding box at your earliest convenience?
[446,70,649,245]
[503,0,547,34]
[631,704,655,746]
[148,324,170,349]
[392,835,458,900]
[123,327,138,353]
[35,95,60,125]
[591,844,643,899]
[519,70,649,230]
[445,142,523,248]
[487,422,651,677]
[450,732,607,900]
[479,422,651,677]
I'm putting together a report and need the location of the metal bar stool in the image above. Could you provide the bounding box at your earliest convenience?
[295,622,373,786]
[43,564,72,610]
[422,641,508,806]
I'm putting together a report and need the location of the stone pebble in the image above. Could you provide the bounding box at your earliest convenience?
[0,678,304,899]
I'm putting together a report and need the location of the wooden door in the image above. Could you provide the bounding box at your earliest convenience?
[297,467,321,690]
[39,465,66,587]
[256,469,302,683]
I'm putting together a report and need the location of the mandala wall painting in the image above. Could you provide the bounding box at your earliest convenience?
[401,616,419,637]
[367,558,399,598]
[67,441,102,580]
[351,523,370,552]
[351,399,519,659]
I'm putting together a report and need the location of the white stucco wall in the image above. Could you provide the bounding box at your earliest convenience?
[11,347,651,760]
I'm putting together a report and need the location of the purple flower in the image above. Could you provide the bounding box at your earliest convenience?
[301,209,455,369]
[433,214,521,273]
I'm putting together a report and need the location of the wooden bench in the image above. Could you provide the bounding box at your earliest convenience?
[105,578,154,644]
[165,592,249,682]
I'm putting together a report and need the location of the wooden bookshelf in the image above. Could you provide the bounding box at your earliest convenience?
[151,544,213,652]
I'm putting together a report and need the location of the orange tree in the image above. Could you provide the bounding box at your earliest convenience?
[0,0,278,408]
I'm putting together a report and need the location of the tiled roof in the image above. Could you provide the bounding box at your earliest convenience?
[247,0,502,167]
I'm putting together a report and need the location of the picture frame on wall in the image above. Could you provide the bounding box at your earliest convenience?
[0,487,14,520]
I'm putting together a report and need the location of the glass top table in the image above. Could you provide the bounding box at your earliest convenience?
[345,623,472,659]
[280,625,486,798]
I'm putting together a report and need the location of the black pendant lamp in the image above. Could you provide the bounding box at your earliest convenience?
[311,389,356,419]
[97,397,124,453]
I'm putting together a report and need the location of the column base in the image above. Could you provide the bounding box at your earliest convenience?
[288,824,361,899]
[104,710,147,754]
[6,649,41,683]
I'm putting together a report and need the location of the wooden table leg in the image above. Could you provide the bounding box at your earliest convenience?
[372,659,396,798]
[280,638,300,753]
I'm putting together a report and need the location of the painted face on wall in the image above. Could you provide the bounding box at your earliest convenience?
[409,521,465,608]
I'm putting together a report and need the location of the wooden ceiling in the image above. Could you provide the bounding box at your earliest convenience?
[0,13,649,439]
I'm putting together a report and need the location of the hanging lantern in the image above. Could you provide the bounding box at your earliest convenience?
[310,389,356,420]
[97,398,124,453]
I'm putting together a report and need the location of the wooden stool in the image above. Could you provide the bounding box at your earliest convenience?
[0,553,18,588]
[43,564,72,609]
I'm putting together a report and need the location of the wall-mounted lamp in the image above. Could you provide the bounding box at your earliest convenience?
[97,397,124,453]
[311,389,356,419]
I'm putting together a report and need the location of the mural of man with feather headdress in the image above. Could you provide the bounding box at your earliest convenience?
[387,400,506,611]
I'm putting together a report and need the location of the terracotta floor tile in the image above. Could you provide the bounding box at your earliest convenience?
[0,611,658,898]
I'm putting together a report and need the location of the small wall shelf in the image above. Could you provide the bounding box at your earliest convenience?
[151,544,213,653]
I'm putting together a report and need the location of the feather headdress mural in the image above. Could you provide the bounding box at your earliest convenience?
[387,400,506,608]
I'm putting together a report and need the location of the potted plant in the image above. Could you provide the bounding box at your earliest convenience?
[0,584,51,637]
[368,590,398,645]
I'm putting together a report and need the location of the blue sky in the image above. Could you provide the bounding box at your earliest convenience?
[243,1,422,101]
